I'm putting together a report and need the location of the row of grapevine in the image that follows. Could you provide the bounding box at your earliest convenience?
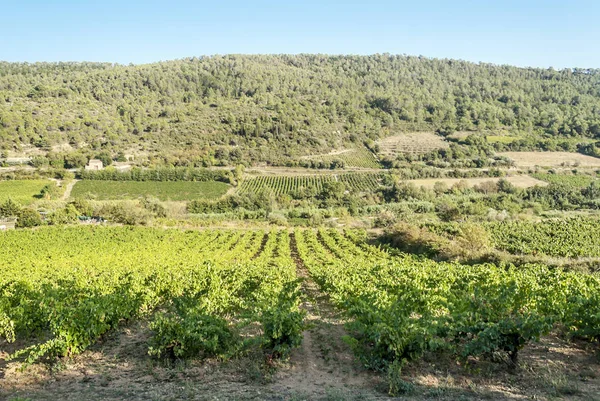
[531,173,598,188]
[237,172,388,196]
[295,228,600,372]
[0,227,303,365]
[486,217,600,258]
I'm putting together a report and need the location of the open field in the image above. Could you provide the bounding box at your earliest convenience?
[237,172,388,196]
[1,227,600,400]
[499,152,600,168]
[301,148,382,168]
[0,180,51,204]
[71,180,230,201]
[404,175,547,189]
[377,132,449,155]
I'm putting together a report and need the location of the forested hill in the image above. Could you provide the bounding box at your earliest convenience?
[1,55,600,163]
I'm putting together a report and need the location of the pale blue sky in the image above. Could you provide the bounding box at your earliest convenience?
[2,0,599,68]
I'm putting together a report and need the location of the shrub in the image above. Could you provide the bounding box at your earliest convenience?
[49,204,79,225]
[436,200,461,222]
[39,183,63,200]
[0,198,21,217]
[16,208,42,228]
[373,210,398,228]
[141,196,167,218]
[456,223,491,255]
[268,213,288,226]
[69,198,94,217]
[98,202,151,225]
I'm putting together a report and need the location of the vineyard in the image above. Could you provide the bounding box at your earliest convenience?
[486,217,600,258]
[0,227,303,366]
[237,172,388,196]
[295,228,600,374]
[71,180,231,201]
[2,226,599,373]
[0,180,52,204]
[377,132,449,155]
[531,172,598,188]
[302,148,382,168]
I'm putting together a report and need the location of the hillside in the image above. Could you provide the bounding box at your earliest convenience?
[1,55,600,165]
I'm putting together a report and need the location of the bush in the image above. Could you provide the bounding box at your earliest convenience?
[141,196,167,218]
[456,223,491,256]
[16,208,42,228]
[98,202,151,225]
[0,198,21,217]
[39,183,62,200]
[373,210,398,228]
[268,213,288,226]
[49,204,79,225]
[436,201,461,222]
[69,198,94,217]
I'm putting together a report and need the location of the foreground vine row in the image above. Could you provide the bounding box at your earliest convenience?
[1,226,599,375]
[295,228,600,371]
[0,227,303,365]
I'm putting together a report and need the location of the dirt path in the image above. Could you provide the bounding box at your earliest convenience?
[269,233,380,398]
[61,180,79,200]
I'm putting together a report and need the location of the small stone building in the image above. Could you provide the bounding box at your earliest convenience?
[85,159,104,171]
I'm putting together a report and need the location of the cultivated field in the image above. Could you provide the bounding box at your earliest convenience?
[377,132,449,155]
[486,217,600,258]
[499,151,600,168]
[0,180,51,204]
[237,172,388,196]
[531,173,598,188]
[2,227,600,400]
[71,180,230,201]
[301,148,382,168]
[404,175,546,189]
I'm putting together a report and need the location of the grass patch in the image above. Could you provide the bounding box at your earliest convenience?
[0,180,51,204]
[71,180,230,201]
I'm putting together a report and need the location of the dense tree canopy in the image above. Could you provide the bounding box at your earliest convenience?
[1,55,599,163]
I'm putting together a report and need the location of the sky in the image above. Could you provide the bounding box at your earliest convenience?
[2,0,599,68]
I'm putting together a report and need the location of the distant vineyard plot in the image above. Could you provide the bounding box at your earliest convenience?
[499,152,600,168]
[531,173,598,188]
[71,181,230,201]
[301,148,381,168]
[237,172,388,196]
[405,175,547,189]
[0,180,51,204]
[486,217,600,258]
[377,132,449,155]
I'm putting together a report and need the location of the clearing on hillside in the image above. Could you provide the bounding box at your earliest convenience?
[71,180,230,201]
[301,148,381,168]
[377,132,449,155]
[405,175,547,189]
[0,180,52,204]
[499,152,600,168]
